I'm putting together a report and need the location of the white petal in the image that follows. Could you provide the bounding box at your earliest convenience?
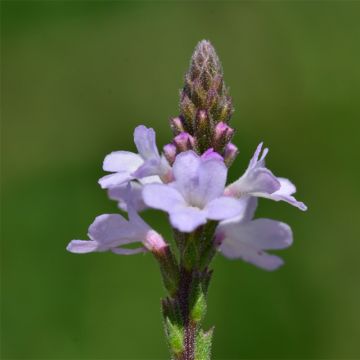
[66,240,98,254]
[103,151,143,172]
[143,183,186,213]
[169,207,207,232]
[205,196,246,220]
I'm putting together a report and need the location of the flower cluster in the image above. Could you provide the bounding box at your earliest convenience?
[67,40,307,359]
[68,122,306,270]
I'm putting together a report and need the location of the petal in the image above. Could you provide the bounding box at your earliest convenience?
[205,196,246,220]
[98,172,133,189]
[66,240,98,254]
[169,207,207,232]
[103,151,143,172]
[219,218,293,250]
[111,246,148,255]
[257,178,308,211]
[229,168,280,196]
[143,183,186,213]
[88,214,133,248]
[196,157,227,204]
[172,151,201,188]
[242,196,258,222]
[220,242,284,271]
[134,125,160,160]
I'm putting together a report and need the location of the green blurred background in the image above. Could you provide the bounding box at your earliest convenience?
[2,1,360,359]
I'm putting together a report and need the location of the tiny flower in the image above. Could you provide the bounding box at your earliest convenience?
[67,189,166,255]
[98,125,172,189]
[225,143,307,211]
[216,197,293,271]
[143,150,246,232]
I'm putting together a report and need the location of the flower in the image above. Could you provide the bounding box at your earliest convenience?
[225,143,307,211]
[67,189,166,255]
[216,197,293,271]
[143,150,246,232]
[98,125,172,189]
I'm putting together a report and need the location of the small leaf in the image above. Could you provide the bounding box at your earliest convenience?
[165,318,184,355]
[195,328,214,360]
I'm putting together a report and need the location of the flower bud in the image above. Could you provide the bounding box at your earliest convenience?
[173,132,195,152]
[163,143,177,165]
[144,230,167,253]
[214,122,234,143]
[169,116,185,134]
[223,142,239,167]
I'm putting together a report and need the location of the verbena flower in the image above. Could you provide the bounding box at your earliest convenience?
[67,190,166,255]
[98,125,172,189]
[68,40,307,360]
[225,142,307,211]
[143,150,245,232]
[217,198,293,271]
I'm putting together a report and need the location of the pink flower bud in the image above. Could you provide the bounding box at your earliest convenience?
[169,116,185,134]
[173,132,195,152]
[144,230,167,253]
[163,143,177,165]
[223,142,239,166]
[214,122,234,143]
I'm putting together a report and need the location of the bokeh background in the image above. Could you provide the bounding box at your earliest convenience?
[2,1,360,359]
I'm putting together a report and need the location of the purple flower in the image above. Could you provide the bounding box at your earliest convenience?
[143,150,246,232]
[67,198,166,255]
[216,197,293,271]
[98,125,172,189]
[225,143,307,211]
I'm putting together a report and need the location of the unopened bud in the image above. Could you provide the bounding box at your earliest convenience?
[223,142,239,167]
[214,122,234,143]
[173,132,195,152]
[144,230,167,253]
[169,116,185,134]
[163,143,177,165]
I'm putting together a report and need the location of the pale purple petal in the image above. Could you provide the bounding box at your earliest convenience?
[257,178,307,211]
[205,196,246,220]
[219,240,284,271]
[201,148,223,161]
[169,207,207,232]
[66,240,98,254]
[196,157,227,204]
[134,125,160,160]
[103,151,143,172]
[111,246,148,255]
[143,183,187,213]
[98,172,133,189]
[228,168,280,196]
[108,182,146,211]
[172,151,201,190]
[88,214,129,248]
[219,218,292,250]
[242,196,258,222]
